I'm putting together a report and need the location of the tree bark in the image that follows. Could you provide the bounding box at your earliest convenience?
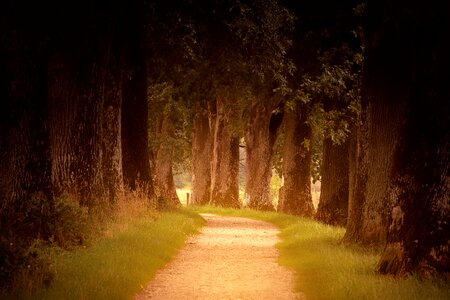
[315,96,352,226]
[245,99,283,210]
[363,0,450,277]
[209,93,240,208]
[344,121,365,242]
[191,109,211,205]
[47,51,80,199]
[47,11,126,207]
[278,105,314,216]
[0,25,53,239]
[150,115,181,208]
[121,7,154,199]
[316,137,349,226]
[344,93,406,245]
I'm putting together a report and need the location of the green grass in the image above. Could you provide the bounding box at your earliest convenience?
[15,209,204,300]
[190,205,450,300]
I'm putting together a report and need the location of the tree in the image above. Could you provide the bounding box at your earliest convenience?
[305,45,362,226]
[227,0,293,210]
[191,105,212,205]
[316,137,350,226]
[357,0,450,277]
[0,0,133,255]
[121,0,154,198]
[148,83,184,208]
[48,11,127,207]
[209,90,241,208]
[184,0,294,208]
[0,16,53,238]
[245,98,284,210]
[343,94,399,244]
[150,114,182,208]
[278,103,315,216]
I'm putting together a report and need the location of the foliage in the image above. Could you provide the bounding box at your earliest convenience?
[0,195,89,295]
[304,43,362,144]
[280,0,364,182]
[145,0,296,169]
[299,40,363,181]
[0,238,55,296]
[50,196,89,247]
[1,183,204,299]
[148,82,192,171]
[225,0,295,90]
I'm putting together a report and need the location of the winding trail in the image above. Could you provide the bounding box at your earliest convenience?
[135,213,304,300]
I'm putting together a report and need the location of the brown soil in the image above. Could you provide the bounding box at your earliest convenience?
[135,213,305,300]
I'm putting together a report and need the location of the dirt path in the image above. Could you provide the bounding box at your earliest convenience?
[135,213,304,300]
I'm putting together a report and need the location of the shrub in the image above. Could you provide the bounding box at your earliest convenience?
[0,195,88,295]
[49,196,88,248]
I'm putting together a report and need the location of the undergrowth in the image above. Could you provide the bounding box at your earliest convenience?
[23,209,203,300]
[1,189,204,299]
[190,205,450,300]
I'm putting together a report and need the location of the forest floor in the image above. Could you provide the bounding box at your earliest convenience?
[134,213,304,300]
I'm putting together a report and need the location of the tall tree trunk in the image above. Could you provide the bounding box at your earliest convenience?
[209,94,240,208]
[0,26,53,239]
[278,105,314,216]
[245,99,283,210]
[48,14,125,207]
[191,109,211,205]
[344,1,414,246]
[344,121,365,241]
[316,97,352,226]
[100,54,124,205]
[344,94,405,245]
[316,137,349,226]
[47,51,80,199]
[150,115,181,208]
[363,0,450,277]
[121,7,154,199]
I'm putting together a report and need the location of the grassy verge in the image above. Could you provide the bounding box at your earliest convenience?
[190,205,450,300]
[9,209,204,300]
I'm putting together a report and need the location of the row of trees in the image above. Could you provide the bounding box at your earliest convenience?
[0,0,448,282]
[189,0,449,278]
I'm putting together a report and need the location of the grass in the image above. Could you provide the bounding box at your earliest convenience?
[190,205,450,300]
[8,208,204,300]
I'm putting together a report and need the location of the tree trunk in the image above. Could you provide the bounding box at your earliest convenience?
[47,51,80,199]
[278,105,314,216]
[0,26,53,239]
[100,58,124,205]
[364,0,450,277]
[121,12,154,199]
[209,94,240,208]
[150,115,181,208]
[344,121,365,242]
[191,109,211,205]
[316,137,349,226]
[315,97,352,226]
[344,94,405,245]
[245,99,283,210]
[47,14,125,207]
[344,1,431,247]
